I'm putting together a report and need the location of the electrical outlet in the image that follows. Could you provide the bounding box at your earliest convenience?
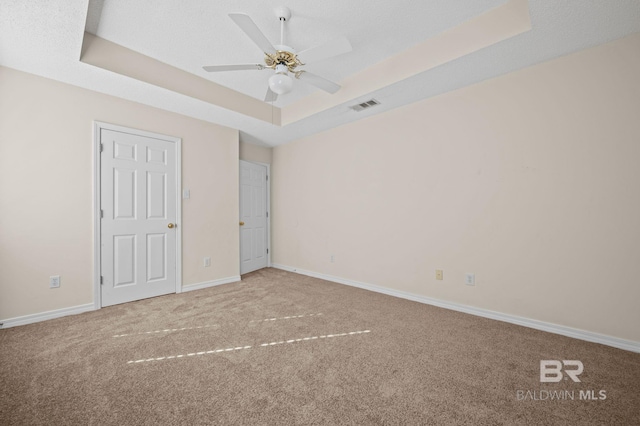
[330,255,335,263]
[50,275,60,288]
[465,273,475,286]
[183,189,190,199]
[204,257,211,267]
[436,269,443,280]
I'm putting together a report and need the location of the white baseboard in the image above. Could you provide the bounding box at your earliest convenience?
[181,276,241,293]
[0,303,95,329]
[271,264,640,353]
[0,276,241,329]
[0,275,240,328]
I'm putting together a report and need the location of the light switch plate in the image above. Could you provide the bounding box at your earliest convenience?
[50,275,60,288]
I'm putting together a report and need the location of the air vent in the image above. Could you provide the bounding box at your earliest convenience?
[350,99,380,112]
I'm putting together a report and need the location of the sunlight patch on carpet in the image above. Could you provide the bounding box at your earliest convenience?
[113,324,219,338]
[249,313,323,323]
[126,329,371,364]
[114,313,323,338]
[259,330,371,347]
[128,346,253,363]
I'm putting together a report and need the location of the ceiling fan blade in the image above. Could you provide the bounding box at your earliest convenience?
[202,64,264,72]
[298,36,352,64]
[229,13,276,54]
[264,87,278,103]
[297,72,341,94]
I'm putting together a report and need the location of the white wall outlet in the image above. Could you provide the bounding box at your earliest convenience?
[204,257,211,267]
[50,275,60,288]
[330,255,335,263]
[436,269,443,280]
[465,273,475,286]
[183,189,191,199]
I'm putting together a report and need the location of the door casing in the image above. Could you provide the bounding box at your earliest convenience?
[93,121,182,309]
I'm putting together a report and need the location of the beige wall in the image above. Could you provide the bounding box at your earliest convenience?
[0,66,239,320]
[239,141,272,164]
[272,33,640,343]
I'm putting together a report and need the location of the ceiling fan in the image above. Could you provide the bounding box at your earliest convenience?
[202,6,352,102]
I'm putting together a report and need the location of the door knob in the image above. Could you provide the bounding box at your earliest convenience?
[239,221,245,226]
[168,223,175,229]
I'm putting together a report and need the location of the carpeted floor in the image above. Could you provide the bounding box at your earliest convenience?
[1,268,639,425]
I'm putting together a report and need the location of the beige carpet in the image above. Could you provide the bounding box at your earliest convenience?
[1,268,639,425]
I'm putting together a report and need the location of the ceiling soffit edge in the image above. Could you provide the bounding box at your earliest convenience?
[282,0,531,126]
[80,32,281,126]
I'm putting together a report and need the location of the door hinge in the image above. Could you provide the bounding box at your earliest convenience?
[100,276,104,285]
[266,212,268,218]
[266,175,268,181]
[267,248,269,254]
[100,209,104,218]
[100,143,104,153]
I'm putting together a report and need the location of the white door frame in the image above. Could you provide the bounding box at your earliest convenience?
[93,121,182,309]
[239,160,271,273]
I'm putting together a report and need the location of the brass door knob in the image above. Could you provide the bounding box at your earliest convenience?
[168,223,175,229]
[239,221,245,226]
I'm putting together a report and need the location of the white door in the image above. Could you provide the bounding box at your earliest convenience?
[239,160,269,274]
[100,127,178,306]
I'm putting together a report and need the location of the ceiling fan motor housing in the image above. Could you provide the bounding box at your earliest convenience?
[265,48,302,73]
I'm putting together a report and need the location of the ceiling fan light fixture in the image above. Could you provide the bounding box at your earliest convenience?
[268,68,293,95]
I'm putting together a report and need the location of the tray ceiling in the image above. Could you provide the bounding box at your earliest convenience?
[2,0,639,146]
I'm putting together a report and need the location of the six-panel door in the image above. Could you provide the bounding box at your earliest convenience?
[100,129,177,306]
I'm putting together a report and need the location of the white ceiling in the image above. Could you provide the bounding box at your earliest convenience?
[87,0,506,106]
[1,0,640,146]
